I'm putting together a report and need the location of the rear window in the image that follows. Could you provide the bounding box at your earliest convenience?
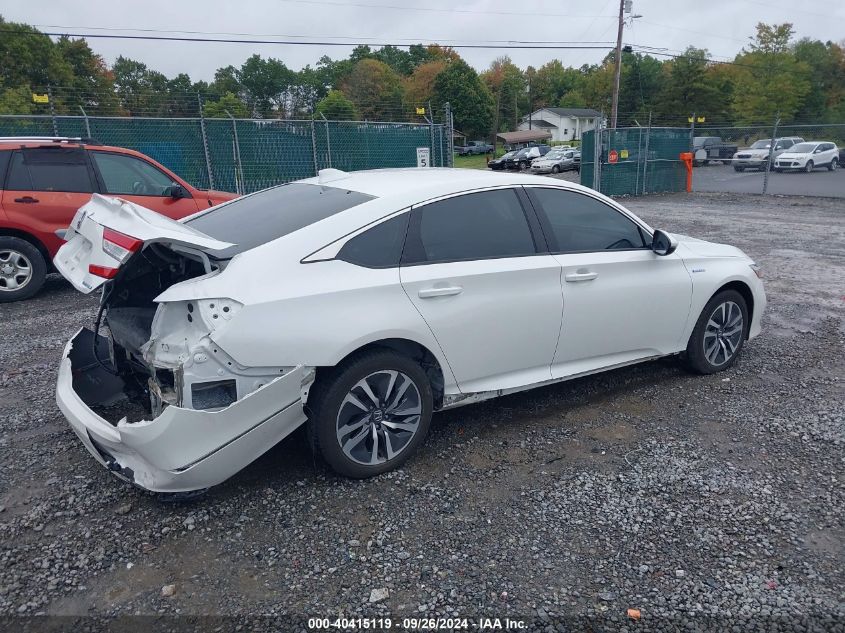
[185,183,375,256]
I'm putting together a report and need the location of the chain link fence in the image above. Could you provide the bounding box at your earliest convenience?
[688,121,845,198]
[0,109,453,194]
[580,126,689,196]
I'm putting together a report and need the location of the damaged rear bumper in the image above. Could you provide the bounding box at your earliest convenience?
[56,328,313,493]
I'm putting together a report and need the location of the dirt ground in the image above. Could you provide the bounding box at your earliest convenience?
[0,191,842,631]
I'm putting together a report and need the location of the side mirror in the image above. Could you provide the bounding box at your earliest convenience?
[167,183,187,199]
[651,229,678,256]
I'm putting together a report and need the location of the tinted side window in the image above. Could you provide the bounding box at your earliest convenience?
[337,212,409,268]
[530,188,647,252]
[0,150,10,188]
[6,149,94,193]
[92,152,174,196]
[404,189,536,264]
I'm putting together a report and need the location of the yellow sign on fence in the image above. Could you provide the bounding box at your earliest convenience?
[32,93,49,104]
[620,149,629,159]
[415,107,426,115]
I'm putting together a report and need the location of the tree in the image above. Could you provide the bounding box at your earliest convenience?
[532,60,585,109]
[792,39,845,122]
[341,59,404,120]
[0,17,72,92]
[203,92,249,118]
[315,89,357,120]
[616,53,664,125]
[54,36,119,114]
[732,23,810,123]
[112,56,169,116]
[482,57,526,134]
[432,59,493,138]
[654,47,722,125]
[403,60,447,106]
[238,55,295,117]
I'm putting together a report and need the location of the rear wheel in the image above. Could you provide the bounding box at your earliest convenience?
[828,158,838,171]
[805,160,814,173]
[0,237,46,303]
[307,350,433,478]
[551,165,560,174]
[683,290,748,375]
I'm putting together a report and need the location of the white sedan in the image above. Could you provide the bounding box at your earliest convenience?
[53,168,765,492]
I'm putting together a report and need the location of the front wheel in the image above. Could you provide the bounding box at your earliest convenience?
[805,160,814,173]
[682,290,748,375]
[828,158,838,171]
[0,237,47,303]
[551,164,560,174]
[307,350,434,478]
[734,166,744,172]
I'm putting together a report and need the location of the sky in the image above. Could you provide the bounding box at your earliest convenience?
[3,0,845,80]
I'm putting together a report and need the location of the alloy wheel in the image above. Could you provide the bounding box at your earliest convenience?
[703,301,744,367]
[0,249,33,292]
[335,370,422,466]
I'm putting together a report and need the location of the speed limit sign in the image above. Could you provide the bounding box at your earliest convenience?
[416,147,431,168]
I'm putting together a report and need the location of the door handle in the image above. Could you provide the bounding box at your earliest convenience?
[564,271,598,282]
[14,196,39,204]
[418,286,463,298]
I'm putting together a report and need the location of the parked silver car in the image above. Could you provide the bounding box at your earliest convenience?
[530,148,578,174]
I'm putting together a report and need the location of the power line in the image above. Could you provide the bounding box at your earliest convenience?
[29,23,615,45]
[0,29,617,50]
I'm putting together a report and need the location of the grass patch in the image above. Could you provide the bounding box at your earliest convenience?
[453,154,493,170]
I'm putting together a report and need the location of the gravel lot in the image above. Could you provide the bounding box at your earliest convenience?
[0,192,843,631]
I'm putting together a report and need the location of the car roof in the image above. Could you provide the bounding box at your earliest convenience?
[299,167,588,200]
[0,137,133,153]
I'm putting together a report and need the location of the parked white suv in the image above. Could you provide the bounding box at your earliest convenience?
[53,168,765,493]
[774,142,839,173]
[732,137,804,172]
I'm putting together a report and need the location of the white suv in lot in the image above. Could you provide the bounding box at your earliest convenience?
[732,137,804,171]
[53,168,765,493]
[774,142,839,173]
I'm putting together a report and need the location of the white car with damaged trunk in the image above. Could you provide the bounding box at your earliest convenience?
[54,168,766,493]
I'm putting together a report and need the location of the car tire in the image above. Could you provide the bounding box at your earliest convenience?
[551,165,560,174]
[734,166,744,172]
[804,160,814,173]
[0,236,47,303]
[682,289,748,375]
[828,158,838,172]
[775,168,783,173]
[307,349,434,478]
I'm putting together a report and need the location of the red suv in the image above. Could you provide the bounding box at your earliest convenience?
[0,137,237,302]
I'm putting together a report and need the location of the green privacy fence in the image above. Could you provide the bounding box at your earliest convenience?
[0,114,452,194]
[581,127,689,196]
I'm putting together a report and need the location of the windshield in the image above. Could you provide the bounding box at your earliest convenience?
[789,143,816,153]
[499,151,515,159]
[185,183,375,257]
[750,140,771,149]
[514,149,529,158]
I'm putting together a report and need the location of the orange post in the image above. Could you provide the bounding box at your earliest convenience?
[680,152,694,192]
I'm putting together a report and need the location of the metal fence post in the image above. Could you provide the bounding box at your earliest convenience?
[444,103,454,167]
[320,112,332,169]
[689,111,696,151]
[196,93,215,190]
[79,105,92,138]
[47,86,58,136]
[641,112,652,195]
[427,101,435,161]
[593,112,604,192]
[310,118,319,175]
[762,113,780,196]
[225,110,244,195]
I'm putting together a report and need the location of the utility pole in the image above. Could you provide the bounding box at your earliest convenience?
[610,0,625,129]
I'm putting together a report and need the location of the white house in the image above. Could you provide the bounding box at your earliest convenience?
[517,108,601,142]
